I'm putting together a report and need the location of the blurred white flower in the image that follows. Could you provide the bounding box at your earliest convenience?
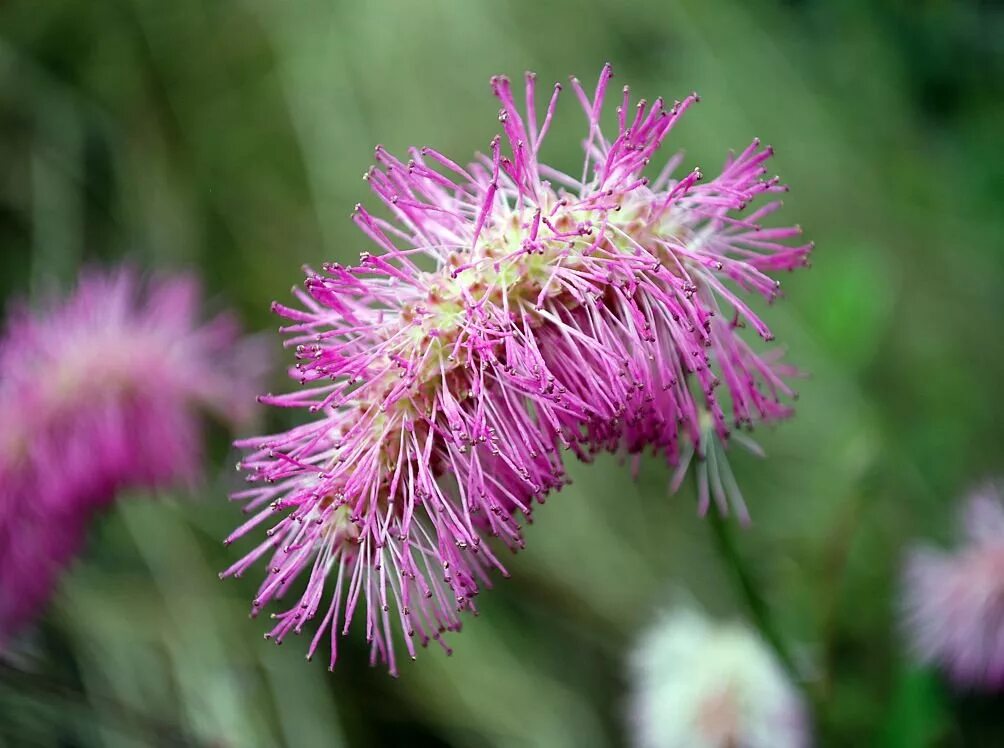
[627,608,809,748]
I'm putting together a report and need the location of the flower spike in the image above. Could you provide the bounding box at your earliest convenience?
[226,66,811,674]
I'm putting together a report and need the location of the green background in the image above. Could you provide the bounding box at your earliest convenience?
[1,0,1002,745]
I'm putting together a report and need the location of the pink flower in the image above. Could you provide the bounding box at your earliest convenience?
[902,482,1004,690]
[226,65,810,674]
[0,267,262,645]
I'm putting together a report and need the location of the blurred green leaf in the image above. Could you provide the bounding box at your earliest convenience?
[880,665,950,748]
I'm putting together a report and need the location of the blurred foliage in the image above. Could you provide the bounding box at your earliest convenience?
[1,0,1003,746]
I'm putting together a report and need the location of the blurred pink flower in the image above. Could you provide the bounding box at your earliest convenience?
[0,267,263,645]
[226,65,810,674]
[902,482,1004,690]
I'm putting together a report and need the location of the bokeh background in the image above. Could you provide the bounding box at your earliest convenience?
[1,0,1002,745]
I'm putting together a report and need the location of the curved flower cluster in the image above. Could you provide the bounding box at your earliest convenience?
[902,482,1004,690]
[0,268,262,645]
[627,608,809,748]
[227,65,811,673]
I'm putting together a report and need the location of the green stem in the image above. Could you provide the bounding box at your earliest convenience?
[706,509,799,681]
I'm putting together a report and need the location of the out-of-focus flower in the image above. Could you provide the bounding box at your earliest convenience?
[226,64,811,674]
[628,608,809,748]
[0,267,263,645]
[902,482,1004,690]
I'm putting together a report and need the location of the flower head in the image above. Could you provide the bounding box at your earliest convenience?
[0,267,262,644]
[627,608,809,748]
[902,482,1004,690]
[227,65,810,673]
